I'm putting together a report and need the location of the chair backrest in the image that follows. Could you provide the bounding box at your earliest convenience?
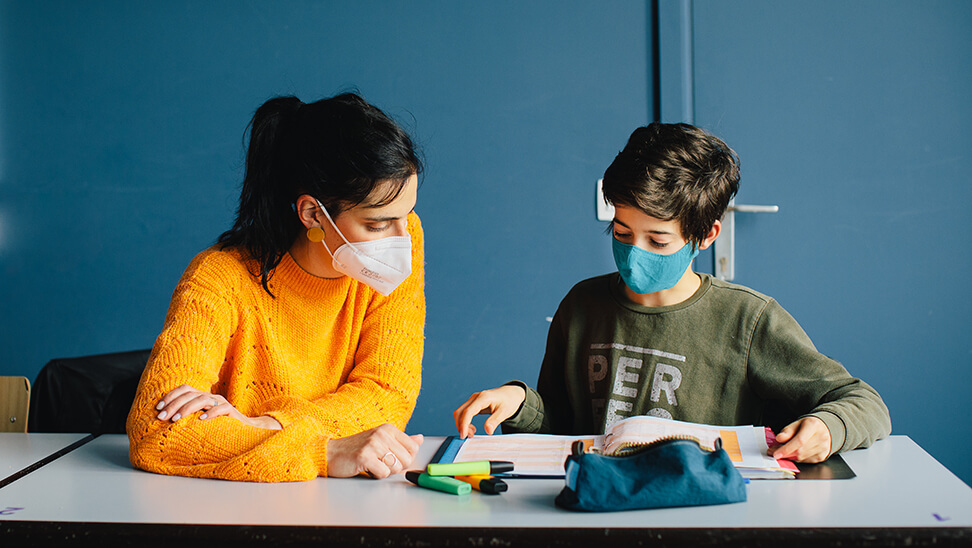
[28,349,151,434]
[0,376,31,433]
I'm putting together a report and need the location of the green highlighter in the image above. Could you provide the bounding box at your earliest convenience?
[426,460,514,477]
[405,471,472,495]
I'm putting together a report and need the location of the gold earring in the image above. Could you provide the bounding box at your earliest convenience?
[306,227,325,243]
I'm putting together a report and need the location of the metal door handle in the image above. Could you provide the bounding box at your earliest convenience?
[727,204,779,214]
[714,201,779,281]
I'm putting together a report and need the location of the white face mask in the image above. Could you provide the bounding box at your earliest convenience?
[314,200,412,296]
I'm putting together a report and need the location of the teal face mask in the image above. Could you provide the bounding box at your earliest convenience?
[612,237,699,295]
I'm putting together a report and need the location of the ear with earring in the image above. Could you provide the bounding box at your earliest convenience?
[306,227,325,243]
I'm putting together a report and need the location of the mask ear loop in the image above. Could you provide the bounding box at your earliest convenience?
[314,199,360,256]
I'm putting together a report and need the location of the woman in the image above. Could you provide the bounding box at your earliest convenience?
[127,92,425,482]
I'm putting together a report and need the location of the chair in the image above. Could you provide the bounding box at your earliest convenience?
[28,349,151,434]
[1,376,31,433]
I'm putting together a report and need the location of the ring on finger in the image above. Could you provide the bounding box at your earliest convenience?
[381,451,398,468]
[211,398,219,408]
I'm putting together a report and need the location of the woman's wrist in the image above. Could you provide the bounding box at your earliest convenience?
[246,415,283,430]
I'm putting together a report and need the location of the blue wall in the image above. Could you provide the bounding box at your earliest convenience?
[0,1,645,432]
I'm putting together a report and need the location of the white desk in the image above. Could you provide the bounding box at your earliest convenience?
[0,433,88,483]
[1,434,970,547]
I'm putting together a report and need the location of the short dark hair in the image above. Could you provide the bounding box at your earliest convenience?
[601,122,739,248]
[217,92,422,296]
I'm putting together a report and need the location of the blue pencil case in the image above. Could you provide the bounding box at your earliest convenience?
[555,437,747,512]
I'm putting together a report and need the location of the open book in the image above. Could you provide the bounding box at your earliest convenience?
[447,415,799,479]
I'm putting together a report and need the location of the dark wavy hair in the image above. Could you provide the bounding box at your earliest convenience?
[217,92,422,296]
[601,122,739,248]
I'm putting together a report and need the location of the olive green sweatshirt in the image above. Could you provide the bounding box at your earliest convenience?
[503,273,891,456]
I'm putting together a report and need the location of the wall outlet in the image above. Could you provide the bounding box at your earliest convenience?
[596,179,615,221]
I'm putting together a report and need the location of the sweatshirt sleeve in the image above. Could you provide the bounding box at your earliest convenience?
[126,252,331,482]
[747,299,892,456]
[244,213,425,438]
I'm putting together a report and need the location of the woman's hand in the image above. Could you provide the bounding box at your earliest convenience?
[154,384,281,430]
[453,384,526,439]
[770,416,832,463]
[325,424,423,479]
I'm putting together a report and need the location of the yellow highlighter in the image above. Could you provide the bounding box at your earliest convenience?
[426,460,514,476]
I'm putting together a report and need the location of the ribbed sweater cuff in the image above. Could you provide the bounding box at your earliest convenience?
[285,415,332,477]
[808,410,846,456]
[500,380,541,432]
[312,439,330,476]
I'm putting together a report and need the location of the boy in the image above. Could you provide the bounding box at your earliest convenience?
[454,123,890,463]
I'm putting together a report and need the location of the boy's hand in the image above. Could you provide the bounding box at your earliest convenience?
[453,385,526,439]
[770,416,832,463]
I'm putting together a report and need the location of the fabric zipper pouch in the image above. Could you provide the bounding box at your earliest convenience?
[555,437,747,512]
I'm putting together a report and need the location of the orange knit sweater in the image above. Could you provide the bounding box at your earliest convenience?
[127,213,425,482]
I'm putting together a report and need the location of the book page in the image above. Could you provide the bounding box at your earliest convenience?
[453,434,601,476]
[605,415,795,475]
[603,415,728,454]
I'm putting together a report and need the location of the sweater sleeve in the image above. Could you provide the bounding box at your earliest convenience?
[248,214,426,438]
[126,252,331,482]
[747,299,891,456]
